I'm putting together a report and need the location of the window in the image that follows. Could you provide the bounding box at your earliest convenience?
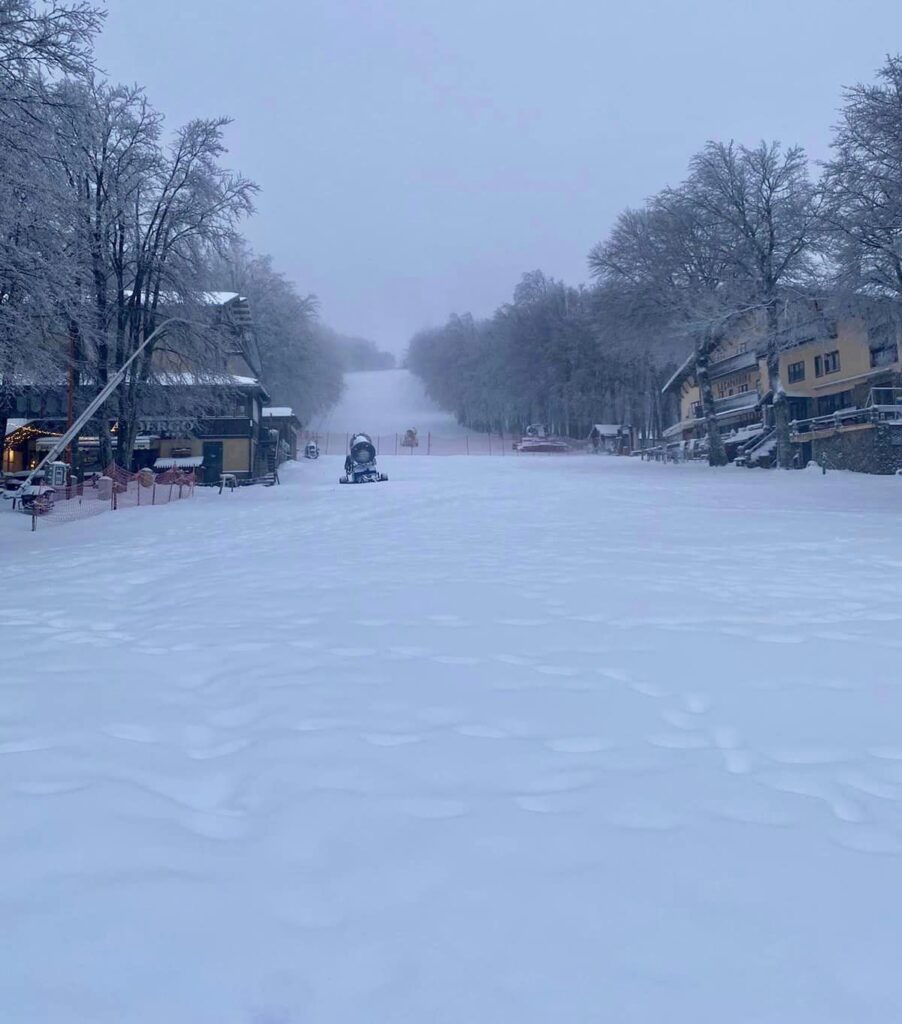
[690,401,703,419]
[814,351,840,377]
[868,322,898,368]
[787,360,806,384]
[870,342,899,368]
[737,342,748,354]
[788,398,810,422]
[737,383,749,393]
[816,390,854,416]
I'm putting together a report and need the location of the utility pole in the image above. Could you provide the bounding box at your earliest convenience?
[65,323,77,467]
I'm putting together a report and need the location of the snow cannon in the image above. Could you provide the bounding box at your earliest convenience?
[350,433,376,465]
[340,432,388,484]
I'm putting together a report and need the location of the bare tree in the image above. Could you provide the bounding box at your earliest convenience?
[49,81,257,466]
[211,241,344,423]
[683,141,822,466]
[822,56,902,303]
[0,2,103,444]
[589,193,738,465]
[0,0,101,86]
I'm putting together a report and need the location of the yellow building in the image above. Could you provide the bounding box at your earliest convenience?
[662,326,768,459]
[662,308,902,472]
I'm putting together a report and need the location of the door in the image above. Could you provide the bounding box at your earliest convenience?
[202,441,223,484]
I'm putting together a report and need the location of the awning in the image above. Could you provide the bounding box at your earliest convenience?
[154,456,203,469]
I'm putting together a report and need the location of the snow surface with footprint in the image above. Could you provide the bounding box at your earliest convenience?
[3,373,902,1022]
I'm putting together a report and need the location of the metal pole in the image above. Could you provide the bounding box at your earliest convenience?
[65,325,76,466]
[18,317,197,491]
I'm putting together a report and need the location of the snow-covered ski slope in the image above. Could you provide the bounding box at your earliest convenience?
[4,456,902,1023]
[315,368,476,436]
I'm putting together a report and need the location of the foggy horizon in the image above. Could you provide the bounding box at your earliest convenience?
[95,0,902,353]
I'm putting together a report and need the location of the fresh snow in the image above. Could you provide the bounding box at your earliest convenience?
[3,375,902,1022]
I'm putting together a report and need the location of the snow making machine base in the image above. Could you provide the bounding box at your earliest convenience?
[340,433,389,484]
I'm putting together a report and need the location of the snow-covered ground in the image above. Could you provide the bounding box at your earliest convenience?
[4,440,902,1020]
[314,368,476,436]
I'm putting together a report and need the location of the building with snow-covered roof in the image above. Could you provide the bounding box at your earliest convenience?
[2,375,274,483]
[0,291,285,483]
[261,407,301,462]
[662,303,902,472]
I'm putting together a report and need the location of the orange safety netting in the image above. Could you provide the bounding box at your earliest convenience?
[22,463,196,528]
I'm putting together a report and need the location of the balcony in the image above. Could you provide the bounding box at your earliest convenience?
[867,387,902,420]
[709,349,758,378]
[689,389,760,423]
[790,388,902,437]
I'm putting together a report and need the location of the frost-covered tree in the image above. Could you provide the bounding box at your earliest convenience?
[682,141,822,466]
[47,80,257,465]
[0,1,103,442]
[211,242,344,424]
[0,0,101,84]
[822,56,902,302]
[589,191,739,466]
[406,271,671,441]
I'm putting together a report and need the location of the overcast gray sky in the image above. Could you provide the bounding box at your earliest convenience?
[95,0,902,352]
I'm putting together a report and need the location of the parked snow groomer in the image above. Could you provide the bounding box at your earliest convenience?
[340,432,388,484]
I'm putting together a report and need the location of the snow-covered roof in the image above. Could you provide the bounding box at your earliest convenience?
[154,456,203,469]
[122,289,244,307]
[724,424,766,445]
[4,418,28,437]
[157,372,262,388]
[590,424,628,436]
[204,291,243,306]
[262,407,294,418]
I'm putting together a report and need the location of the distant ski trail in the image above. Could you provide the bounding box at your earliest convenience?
[315,368,478,437]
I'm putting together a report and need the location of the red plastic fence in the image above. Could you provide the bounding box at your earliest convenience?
[302,431,587,456]
[23,463,196,529]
